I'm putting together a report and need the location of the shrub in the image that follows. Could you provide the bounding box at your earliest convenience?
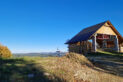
[0,44,12,58]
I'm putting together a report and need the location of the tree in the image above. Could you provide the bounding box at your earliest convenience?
[0,44,12,58]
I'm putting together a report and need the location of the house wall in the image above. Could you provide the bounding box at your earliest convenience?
[68,41,123,53]
[96,22,116,35]
[120,43,123,52]
[120,47,123,52]
[68,41,92,54]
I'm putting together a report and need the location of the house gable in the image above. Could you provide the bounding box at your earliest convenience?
[96,22,116,35]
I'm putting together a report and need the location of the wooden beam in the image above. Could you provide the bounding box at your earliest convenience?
[92,34,97,52]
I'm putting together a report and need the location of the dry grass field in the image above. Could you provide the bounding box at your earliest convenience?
[0,53,123,82]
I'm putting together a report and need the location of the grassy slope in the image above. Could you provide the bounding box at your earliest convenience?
[88,50,123,56]
[0,53,123,82]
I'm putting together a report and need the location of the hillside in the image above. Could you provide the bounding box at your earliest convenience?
[0,53,123,82]
[13,52,66,57]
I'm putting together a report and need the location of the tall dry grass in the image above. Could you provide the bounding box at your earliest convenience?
[35,53,93,82]
[35,53,123,82]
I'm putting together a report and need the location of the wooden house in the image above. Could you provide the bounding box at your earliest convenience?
[65,21,123,54]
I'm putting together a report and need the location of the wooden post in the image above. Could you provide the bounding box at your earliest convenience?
[80,41,82,54]
[102,40,107,48]
[114,35,119,52]
[92,34,97,52]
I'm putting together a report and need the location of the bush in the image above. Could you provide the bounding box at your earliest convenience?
[0,44,12,58]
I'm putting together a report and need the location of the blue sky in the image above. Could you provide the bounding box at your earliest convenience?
[0,0,123,53]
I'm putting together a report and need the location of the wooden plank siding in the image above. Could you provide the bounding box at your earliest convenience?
[68,41,92,54]
[96,22,116,35]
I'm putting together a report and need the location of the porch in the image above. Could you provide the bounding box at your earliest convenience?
[92,33,119,52]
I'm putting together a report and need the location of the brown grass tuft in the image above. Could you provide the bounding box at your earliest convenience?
[31,53,123,82]
[65,53,93,67]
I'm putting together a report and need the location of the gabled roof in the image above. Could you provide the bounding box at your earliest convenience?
[66,21,123,44]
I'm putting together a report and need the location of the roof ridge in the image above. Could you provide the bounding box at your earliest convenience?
[83,21,107,30]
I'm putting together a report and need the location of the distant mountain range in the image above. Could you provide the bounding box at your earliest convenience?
[13,52,67,57]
